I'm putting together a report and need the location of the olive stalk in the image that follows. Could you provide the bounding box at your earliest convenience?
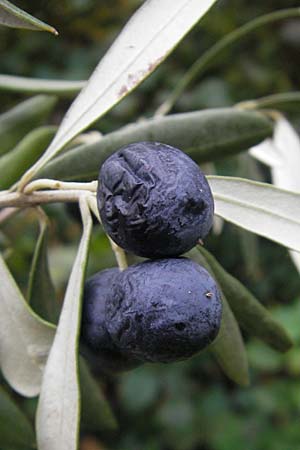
[0,189,92,208]
[236,93,300,112]
[0,75,85,97]
[0,180,128,271]
[0,207,19,224]
[24,179,98,194]
[0,178,98,207]
[107,237,128,271]
[87,196,128,271]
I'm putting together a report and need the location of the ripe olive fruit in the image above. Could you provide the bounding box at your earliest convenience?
[81,268,143,374]
[106,258,222,363]
[97,142,214,258]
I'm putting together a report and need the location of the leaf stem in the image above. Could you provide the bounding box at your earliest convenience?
[0,75,85,97]
[155,8,300,116]
[87,196,128,271]
[24,179,98,194]
[34,206,50,229]
[0,190,95,209]
[0,207,20,225]
[108,237,128,271]
[237,92,300,112]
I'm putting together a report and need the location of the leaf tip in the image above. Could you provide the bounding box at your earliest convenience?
[274,334,294,353]
[50,26,59,36]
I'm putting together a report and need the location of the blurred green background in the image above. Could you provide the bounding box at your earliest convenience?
[1,1,300,449]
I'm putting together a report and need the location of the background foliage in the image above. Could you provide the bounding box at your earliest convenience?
[1,0,300,449]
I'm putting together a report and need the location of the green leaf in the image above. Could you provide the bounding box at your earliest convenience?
[79,358,117,432]
[237,228,260,279]
[0,0,57,34]
[0,385,35,449]
[235,154,262,278]
[0,75,85,97]
[0,95,57,157]
[19,0,219,184]
[36,198,92,450]
[209,296,249,386]
[0,126,56,190]
[242,91,300,112]
[38,108,273,181]
[0,253,55,397]
[27,221,59,324]
[196,246,293,352]
[188,249,249,386]
[208,176,300,252]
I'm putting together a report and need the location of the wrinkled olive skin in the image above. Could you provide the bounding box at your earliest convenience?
[106,258,222,363]
[81,268,143,374]
[97,142,214,258]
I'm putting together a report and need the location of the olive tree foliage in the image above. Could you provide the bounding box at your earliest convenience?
[0,0,57,34]
[0,1,300,449]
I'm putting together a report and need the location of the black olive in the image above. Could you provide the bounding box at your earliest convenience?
[81,268,143,374]
[106,258,222,363]
[97,142,214,258]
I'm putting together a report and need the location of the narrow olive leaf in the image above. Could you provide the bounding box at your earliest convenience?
[196,246,293,352]
[237,228,261,278]
[27,221,59,324]
[242,91,300,113]
[210,296,249,386]
[250,117,300,191]
[289,250,300,274]
[0,126,56,190]
[39,108,273,181]
[0,95,57,157]
[0,253,55,397]
[79,357,117,432]
[0,75,85,97]
[36,197,92,450]
[0,385,36,449]
[20,0,219,185]
[188,248,249,385]
[250,117,300,273]
[236,154,262,278]
[208,176,300,252]
[156,8,300,115]
[0,0,57,34]
[249,138,281,168]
